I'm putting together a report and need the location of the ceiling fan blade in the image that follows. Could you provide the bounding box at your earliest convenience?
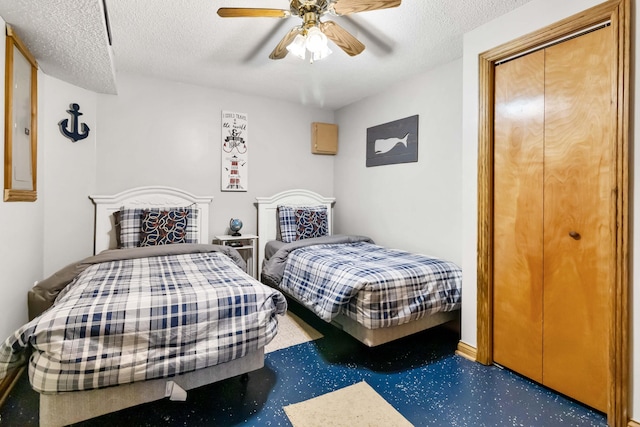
[269,27,302,60]
[333,0,401,15]
[217,8,290,18]
[320,21,365,56]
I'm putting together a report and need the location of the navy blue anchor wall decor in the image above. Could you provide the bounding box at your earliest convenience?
[59,103,90,142]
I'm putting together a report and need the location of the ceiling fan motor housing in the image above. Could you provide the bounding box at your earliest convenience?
[291,0,330,19]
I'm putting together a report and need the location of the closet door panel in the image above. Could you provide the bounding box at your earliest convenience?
[492,50,545,382]
[542,26,612,412]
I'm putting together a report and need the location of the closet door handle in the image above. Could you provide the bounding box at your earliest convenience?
[569,231,581,240]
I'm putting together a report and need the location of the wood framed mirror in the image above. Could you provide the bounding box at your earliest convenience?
[4,25,37,202]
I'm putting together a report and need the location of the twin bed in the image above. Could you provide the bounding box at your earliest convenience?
[0,186,461,427]
[256,189,462,347]
[0,186,287,427]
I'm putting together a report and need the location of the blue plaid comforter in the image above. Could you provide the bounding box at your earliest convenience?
[0,250,287,393]
[279,241,461,329]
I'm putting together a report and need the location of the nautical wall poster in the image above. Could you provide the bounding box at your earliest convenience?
[366,115,419,167]
[221,111,248,192]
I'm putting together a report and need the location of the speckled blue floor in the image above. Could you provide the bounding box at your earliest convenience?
[0,303,607,427]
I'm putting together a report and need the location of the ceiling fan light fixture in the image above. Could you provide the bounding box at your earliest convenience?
[286,33,307,59]
[312,44,332,61]
[286,26,332,63]
[305,27,327,54]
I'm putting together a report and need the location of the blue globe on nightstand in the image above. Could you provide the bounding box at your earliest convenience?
[229,218,243,236]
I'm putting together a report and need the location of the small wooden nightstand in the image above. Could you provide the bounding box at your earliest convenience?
[214,234,258,279]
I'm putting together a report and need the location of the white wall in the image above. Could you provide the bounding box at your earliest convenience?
[41,76,97,276]
[0,16,45,339]
[333,59,462,264]
[460,0,637,420]
[96,73,335,240]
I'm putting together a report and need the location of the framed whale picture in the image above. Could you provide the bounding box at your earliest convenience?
[366,115,418,167]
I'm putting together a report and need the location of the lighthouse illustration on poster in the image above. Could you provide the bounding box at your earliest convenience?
[221,111,248,192]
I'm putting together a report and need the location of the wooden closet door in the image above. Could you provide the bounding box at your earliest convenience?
[493,26,612,412]
[492,50,545,383]
[542,26,612,412]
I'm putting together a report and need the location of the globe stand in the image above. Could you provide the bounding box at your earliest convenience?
[229,218,243,237]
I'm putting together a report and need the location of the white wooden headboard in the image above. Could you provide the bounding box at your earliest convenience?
[89,186,213,254]
[256,189,335,277]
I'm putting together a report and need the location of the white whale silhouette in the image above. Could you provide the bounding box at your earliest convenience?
[374,133,409,154]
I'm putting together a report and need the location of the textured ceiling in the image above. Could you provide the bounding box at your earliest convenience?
[0,0,534,110]
[0,0,116,94]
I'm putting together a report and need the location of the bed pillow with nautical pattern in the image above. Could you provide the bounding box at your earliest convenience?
[139,209,189,246]
[294,206,328,240]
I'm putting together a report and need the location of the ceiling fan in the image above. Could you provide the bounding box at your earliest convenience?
[217,0,401,61]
